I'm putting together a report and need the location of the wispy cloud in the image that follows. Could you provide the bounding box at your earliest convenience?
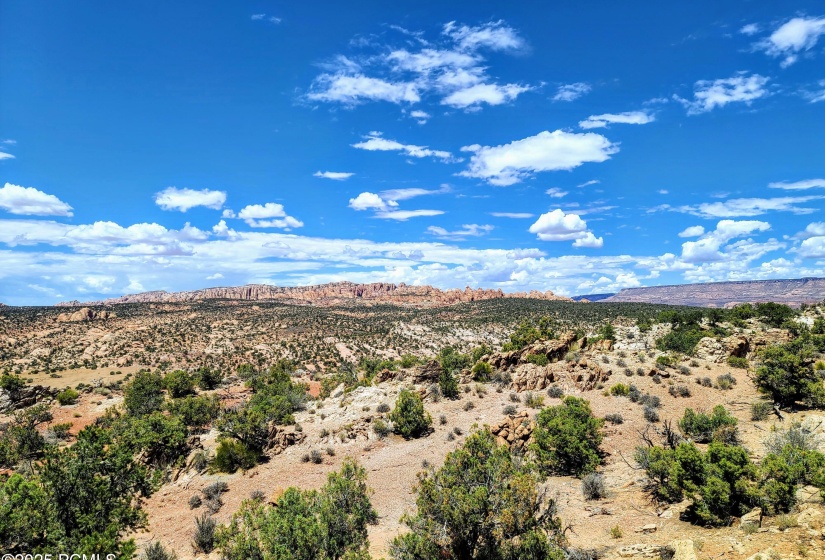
[653,195,825,218]
[552,82,591,102]
[490,212,534,218]
[768,178,825,190]
[307,20,533,111]
[579,111,655,129]
[426,223,493,239]
[352,131,457,162]
[314,171,355,180]
[675,72,769,115]
[546,188,568,198]
[348,190,444,221]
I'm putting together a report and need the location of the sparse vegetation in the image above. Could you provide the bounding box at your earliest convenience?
[532,396,604,477]
[389,389,432,439]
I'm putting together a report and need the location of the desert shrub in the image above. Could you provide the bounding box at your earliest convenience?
[635,367,645,376]
[636,441,761,525]
[439,368,459,399]
[652,374,662,384]
[502,316,556,352]
[714,373,736,391]
[604,413,624,425]
[509,392,520,402]
[113,411,189,468]
[751,401,773,421]
[0,425,153,556]
[166,394,221,429]
[656,354,676,368]
[581,472,607,500]
[471,360,493,381]
[532,397,604,477]
[438,346,471,374]
[216,459,376,560]
[310,449,323,464]
[503,404,518,415]
[755,302,796,328]
[56,388,79,406]
[192,513,216,553]
[463,400,475,411]
[376,402,391,413]
[657,326,706,355]
[142,541,177,560]
[755,341,825,407]
[163,370,195,398]
[0,403,53,469]
[525,391,544,408]
[211,439,258,473]
[390,428,565,560]
[679,406,738,443]
[373,419,391,439]
[609,383,630,397]
[679,365,691,375]
[400,354,420,368]
[547,385,564,399]
[610,526,623,539]
[643,406,660,423]
[617,358,627,367]
[727,356,749,369]
[195,366,223,390]
[597,322,616,341]
[124,370,165,417]
[0,373,25,395]
[439,414,447,425]
[389,389,432,439]
[525,353,549,366]
[49,422,73,441]
[668,384,691,398]
[698,377,712,387]
[189,495,202,509]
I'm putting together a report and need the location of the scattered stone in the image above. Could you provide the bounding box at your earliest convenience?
[490,410,534,453]
[636,524,657,534]
[668,540,697,560]
[617,544,666,558]
[740,507,762,529]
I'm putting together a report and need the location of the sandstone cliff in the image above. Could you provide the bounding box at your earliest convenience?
[56,281,570,308]
[603,277,825,308]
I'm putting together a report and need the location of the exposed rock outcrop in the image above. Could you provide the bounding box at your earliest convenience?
[490,410,535,453]
[56,281,571,308]
[266,425,306,454]
[0,384,59,412]
[486,331,579,371]
[56,307,115,323]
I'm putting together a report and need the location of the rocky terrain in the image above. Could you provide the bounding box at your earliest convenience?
[604,277,825,308]
[57,281,571,308]
[3,295,825,560]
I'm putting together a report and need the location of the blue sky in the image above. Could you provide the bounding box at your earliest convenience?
[2,1,825,305]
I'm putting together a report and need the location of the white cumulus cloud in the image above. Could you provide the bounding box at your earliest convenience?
[460,130,618,186]
[154,187,226,212]
[755,16,825,67]
[528,209,603,248]
[442,83,532,109]
[680,220,771,263]
[678,225,705,238]
[0,183,74,217]
[236,203,303,229]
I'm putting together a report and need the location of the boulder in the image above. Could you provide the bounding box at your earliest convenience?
[617,544,668,558]
[668,540,697,560]
[695,337,725,363]
[0,384,59,412]
[490,410,534,453]
[511,363,554,392]
[414,360,443,383]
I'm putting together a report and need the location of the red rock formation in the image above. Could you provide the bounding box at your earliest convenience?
[56,281,571,308]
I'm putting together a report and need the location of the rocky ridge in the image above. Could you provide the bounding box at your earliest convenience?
[56,281,571,308]
[604,277,825,308]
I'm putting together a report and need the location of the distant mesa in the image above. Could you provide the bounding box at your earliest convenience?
[603,277,825,308]
[55,281,571,308]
